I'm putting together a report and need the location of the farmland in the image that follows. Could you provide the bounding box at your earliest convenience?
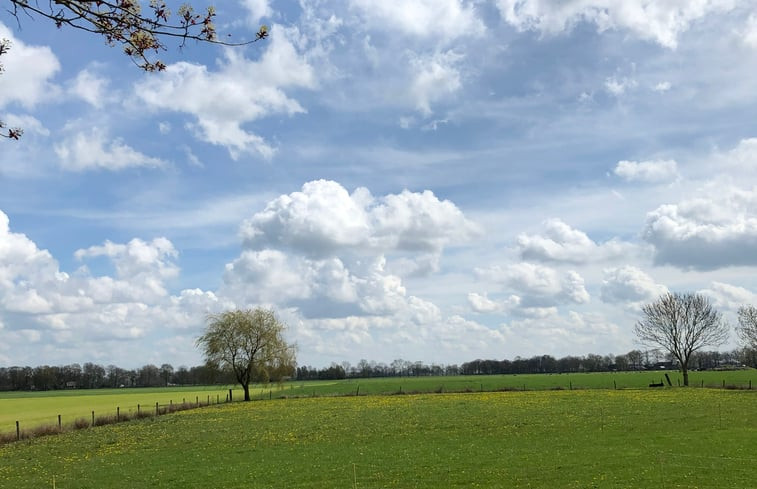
[1,370,755,434]
[1,388,756,488]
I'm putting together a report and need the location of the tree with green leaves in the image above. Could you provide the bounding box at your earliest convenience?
[196,308,295,401]
[634,292,728,386]
[1,1,268,138]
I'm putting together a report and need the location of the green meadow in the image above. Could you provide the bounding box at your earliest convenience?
[2,370,755,434]
[1,388,756,488]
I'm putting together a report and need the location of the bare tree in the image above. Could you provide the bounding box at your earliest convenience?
[737,305,757,349]
[634,292,728,386]
[2,1,268,138]
[196,308,295,401]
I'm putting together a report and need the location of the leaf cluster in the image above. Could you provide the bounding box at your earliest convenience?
[196,308,295,388]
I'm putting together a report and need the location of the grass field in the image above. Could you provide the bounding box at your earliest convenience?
[1,388,756,488]
[0,386,245,434]
[2,370,755,434]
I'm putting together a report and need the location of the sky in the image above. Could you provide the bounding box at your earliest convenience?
[2,0,757,369]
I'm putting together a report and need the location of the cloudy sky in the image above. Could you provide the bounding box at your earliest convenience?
[2,0,757,369]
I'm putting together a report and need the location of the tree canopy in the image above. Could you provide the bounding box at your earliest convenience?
[196,308,295,401]
[634,292,728,386]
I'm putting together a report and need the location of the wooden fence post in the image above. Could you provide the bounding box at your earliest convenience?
[16,421,20,441]
[137,404,141,416]
[58,415,61,430]
[117,407,120,422]
[92,411,95,426]
[228,389,233,402]
[155,402,159,416]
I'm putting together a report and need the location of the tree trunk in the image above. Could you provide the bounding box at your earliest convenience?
[682,367,689,387]
[243,383,250,401]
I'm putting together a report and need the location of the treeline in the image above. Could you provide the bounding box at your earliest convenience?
[0,363,236,392]
[2,348,755,391]
[296,348,757,381]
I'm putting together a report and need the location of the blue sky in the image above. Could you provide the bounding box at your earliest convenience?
[2,0,757,369]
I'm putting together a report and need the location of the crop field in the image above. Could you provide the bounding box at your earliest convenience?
[1,370,755,434]
[1,388,756,488]
[0,385,246,434]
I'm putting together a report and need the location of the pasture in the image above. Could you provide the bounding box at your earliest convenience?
[1,386,756,487]
[1,370,755,434]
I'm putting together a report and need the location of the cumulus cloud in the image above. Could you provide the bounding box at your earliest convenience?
[0,23,60,109]
[516,218,632,263]
[349,0,485,42]
[476,262,590,308]
[241,180,479,258]
[600,266,667,309]
[699,281,757,312]
[0,210,221,361]
[68,69,111,108]
[494,0,737,49]
[614,159,679,183]
[134,26,315,159]
[75,237,179,282]
[223,180,481,348]
[504,310,623,355]
[643,185,757,269]
[719,138,757,169]
[54,126,165,171]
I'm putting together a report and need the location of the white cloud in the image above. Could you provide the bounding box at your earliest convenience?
[75,237,179,282]
[600,266,667,309]
[0,23,60,109]
[468,292,504,313]
[135,26,315,159]
[1,113,49,136]
[409,50,463,115]
[494,0,738,49]
[643,184,757,269]
[719,138,757,169]
[742,14,757,48]
[653,81,672,92]
[241,179,478,257]
[0,210,223,362]
[349,0,485,42]
[240,0,273,26]
[699,281,757,311]
[604,76,637,96]
[476,262,590,307]
[516,218,633,263]
[504,310,623,356]
[614,159,679,183]
[69,69,110,108]
[54,126,165,171]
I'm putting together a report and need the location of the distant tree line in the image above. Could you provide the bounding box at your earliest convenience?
[1,347,754,392]
[295,347,756,381]
[0,362,236,392]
